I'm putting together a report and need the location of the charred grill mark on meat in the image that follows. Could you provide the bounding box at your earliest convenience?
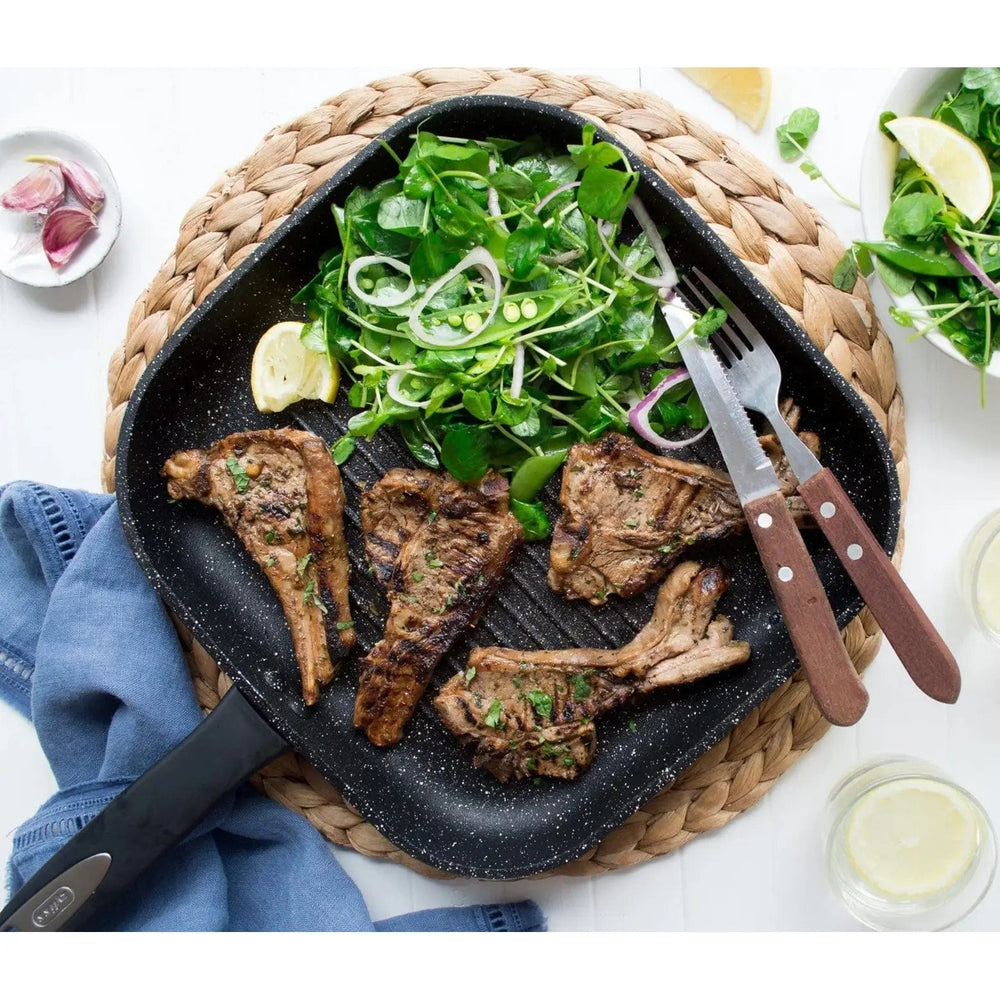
[163,428,354,706]
[549,403,819,604]
[435,561,750,781]
[355,470,523,747]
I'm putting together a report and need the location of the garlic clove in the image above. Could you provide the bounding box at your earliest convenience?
[41,205,98,268]
[25,155,105,214]
[59,159,105,214]
[1,165,65,213]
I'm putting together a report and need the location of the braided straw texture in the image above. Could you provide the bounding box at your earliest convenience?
[102,69,907,879]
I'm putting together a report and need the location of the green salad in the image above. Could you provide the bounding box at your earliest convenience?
[293,125,717,538]
[840,69,1000,392]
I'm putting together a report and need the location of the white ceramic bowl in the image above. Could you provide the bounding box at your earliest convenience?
[0,129,122,288]
[858,68,1000,377]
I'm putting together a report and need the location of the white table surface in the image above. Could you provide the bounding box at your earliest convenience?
[2,67,998,932]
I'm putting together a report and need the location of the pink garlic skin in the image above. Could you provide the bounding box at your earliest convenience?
[1,165,65,213]
[41,205,98,268]
[59,159,105,214]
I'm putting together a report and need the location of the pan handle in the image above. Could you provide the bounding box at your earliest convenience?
[0,686,287,931]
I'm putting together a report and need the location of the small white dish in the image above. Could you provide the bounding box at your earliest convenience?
[0,129,122,288]
[858,68,1000,378]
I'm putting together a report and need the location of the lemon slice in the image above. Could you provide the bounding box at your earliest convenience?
[845,778,979,898]
[886,116,994,223]
[680,68,772,131]
[250,321,339,414]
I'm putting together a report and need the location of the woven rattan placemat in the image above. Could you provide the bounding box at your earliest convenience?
[101,68,907,879]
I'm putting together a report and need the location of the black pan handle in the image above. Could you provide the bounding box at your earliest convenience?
[0,686,286,931]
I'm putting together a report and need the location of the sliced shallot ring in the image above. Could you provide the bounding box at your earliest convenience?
[408,246,502,348]
[386,369,430,409]
[347,255,415,308]
[628,196,678,291]
[628,367,710,451]
[533,181,581,215]
[510,344,525,398]
[598,218,676,292]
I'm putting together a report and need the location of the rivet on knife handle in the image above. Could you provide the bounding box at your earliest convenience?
[743,492,869,726]
[797,469,960,704]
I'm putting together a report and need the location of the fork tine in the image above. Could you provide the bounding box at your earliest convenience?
[691,268,768,353]
[711,331,739,366]
[679,273,747,362]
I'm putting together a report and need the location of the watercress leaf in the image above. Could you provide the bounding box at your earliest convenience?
[547,155,580,186]
[775,124,801,162]
[935,91,981,138]
[884,192,944,238]
[578,165,637,222]
[888,307,915,328]
[963,68,1000,106]
[832,250,858,291]
[493,393,533,427]
[878,111,898,138]
[509,409,542,438]
[873,255,916,296]
[300,320,328,354]
[800,160,822,180]
[787,107,820,142]
[410,232,462,281]
[403,162,435,199]
[347,409,392,439]
[377,194,426,236]
[854,244,874,276]
[440,424,490,482]
[655,398,687,432]
[347,381,368,408]
[399,421,441,468]
[505,222,548,280]
[330,434,356,465]
[432,200,488,242]
[692,307,727,339]
[489,167,535,199]
[462,388,493,421]
[684,390,708,430]
[424,377,459,417]
[510,498,552,541]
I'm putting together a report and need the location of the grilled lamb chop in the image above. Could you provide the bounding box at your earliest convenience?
[355,469,523,747]
[549,402,819,604]
[163,428,354,705]
[435,561,749,781]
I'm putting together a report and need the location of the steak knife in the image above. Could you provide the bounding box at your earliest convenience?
[662,296,869,726]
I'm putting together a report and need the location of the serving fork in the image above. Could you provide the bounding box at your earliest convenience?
[682,269,960,704]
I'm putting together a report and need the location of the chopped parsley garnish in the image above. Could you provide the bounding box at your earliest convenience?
[624,518,639,528]
[483,699,504,729]
[634,487,645,497]
[412,571,425,582]
[658,544,673,554]
[335,620,354,631]
[527,690,552,718]
[571,673,592,700]
[265,556,275,567]
[525,756,538,772]
[265,529,277,544]
[426,552,444,568]
[226,457,250,493]
[595,589,608,600]
[562,755,574,767]
[427,510,438,524]
[296,553,312,578]
[465,666,476,684]
[302,580,328,614]
[628,719,637,733]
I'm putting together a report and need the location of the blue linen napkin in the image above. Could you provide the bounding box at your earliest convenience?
[0,481,545,932]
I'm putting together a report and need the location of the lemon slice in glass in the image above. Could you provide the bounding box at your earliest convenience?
[680,68,772,131]
[885,116,994,223]
[250,321,339,414]
[845,777,979,898]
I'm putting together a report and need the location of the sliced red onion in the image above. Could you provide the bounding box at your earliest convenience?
[533,181,581,215]
[347,254,415,307]
[598,221,677,292]
[510,344,525,398]
[408,246,501,347]
[41,205,98,268]
[2,164,64,213]
[628,196,678,291]
[944,235,1000,299]
[628,367,710,451]
[386,369,429,409]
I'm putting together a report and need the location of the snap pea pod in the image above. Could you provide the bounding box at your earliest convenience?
[856,240,1000,278]
[509,449,568,501]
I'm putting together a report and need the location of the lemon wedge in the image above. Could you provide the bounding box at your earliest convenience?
[680,68,772,131]
[886,116,994,223]
[845,778,979,898]
[250,321,339,414]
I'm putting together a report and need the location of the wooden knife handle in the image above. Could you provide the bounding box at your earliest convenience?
[797,468,960,704]
[744,492,869,726]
